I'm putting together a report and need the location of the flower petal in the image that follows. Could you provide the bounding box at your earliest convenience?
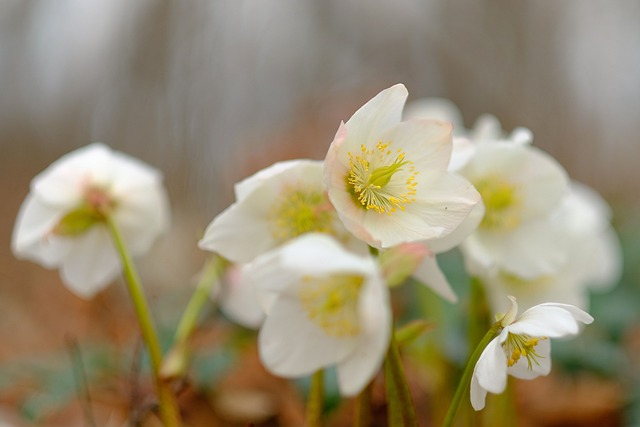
[336,274,391,396]
[258,295,357,378]
[508,304,593,338]
[474,332,508,394]
[412,254,457,302]
[470,374,489,411]
[507,338,551,379]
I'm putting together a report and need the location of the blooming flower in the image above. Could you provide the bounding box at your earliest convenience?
[246,233,390,397]
[199,159,365,263]
[216,263,266,329]
[323,84,480,249]
[12,143,170,298]
[470,296,593,410]
[458,138,570,279]
[473,182,622,312]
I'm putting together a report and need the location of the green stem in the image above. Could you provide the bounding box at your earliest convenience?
[105,216,181,427]
[174,256,225,344]
[354,381,373,427]
[441,324,501,427]
[385,335,418,427]
[306,370,324,427]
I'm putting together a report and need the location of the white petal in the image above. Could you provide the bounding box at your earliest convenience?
[219,265,265,329]
[198,195,277,263]
[403,97,465,134]
[448,137,476,172]
[336,274,391,396]
[59,226,121,298]
[234,160,317,201]
[427,201,484,253]
[110,150,163,194]
[470,114,503,140]
[474,333,508,394]
[11,193,68,263]
[507,338,551,380]
[258,295,357,378]
[412,254,457,302]
[378,119,453,172]
[508,304,593,338]
[343,84,407,151]
[470,374,488,411]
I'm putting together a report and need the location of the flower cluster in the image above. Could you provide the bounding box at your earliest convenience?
[12,84,615,420]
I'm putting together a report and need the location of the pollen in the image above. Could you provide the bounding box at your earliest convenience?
[474,175,521,231]
[268,188,335,243]
[503,333,547,369]
[299,273,365,337]
[347,141,418,215]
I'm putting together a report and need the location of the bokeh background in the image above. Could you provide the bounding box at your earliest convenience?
[1,1,639,426]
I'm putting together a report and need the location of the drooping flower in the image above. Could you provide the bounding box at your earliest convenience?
[470,296,593,410]
[199,159,365,263]
[246,233,390,397]
[473,182,622,312]
[11,143,170,298]
[323,84,480,249]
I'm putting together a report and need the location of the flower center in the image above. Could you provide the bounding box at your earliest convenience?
[347,142,417,215]
[299,273,364,338]
[52,186,116,236]
[503,333,547,369]
[474,175,520,231]
[268,188,335,243]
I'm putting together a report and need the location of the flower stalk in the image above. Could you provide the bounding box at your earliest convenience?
[306,370,325,427]
[353,381,373,427]
[441,323,501,427]
[384,334,418,427]
[105,215,181,426]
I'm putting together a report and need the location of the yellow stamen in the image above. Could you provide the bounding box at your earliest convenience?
[268,188,335,242]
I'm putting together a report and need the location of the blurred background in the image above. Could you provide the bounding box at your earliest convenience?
[1,1,639,425]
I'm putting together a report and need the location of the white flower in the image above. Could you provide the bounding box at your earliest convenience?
[458,139,570,279]
[470,296,593,411]
[474,182,622,312]
[11,143,170,298]
[246,233,390,397]
[199,159,365,263]
[323,84,480,249]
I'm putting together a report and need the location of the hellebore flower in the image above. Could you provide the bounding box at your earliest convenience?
[247,233,390,397]
[323,84,480,249]
[470,296,593,410]
[12,143,170,298]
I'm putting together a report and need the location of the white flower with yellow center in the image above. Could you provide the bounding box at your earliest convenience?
[323,84,480,249]
[471,296,593,411]
[246,233,390,397]
[471,182,622,312]
[198,160,366,263]
[458,140,570,279]
[11,143,170,298]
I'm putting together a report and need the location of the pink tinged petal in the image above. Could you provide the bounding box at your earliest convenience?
[11,194,68,262]
[474,331,509,394]
[378,119,453,172]
[508,304,593,338]
[59,226,121,298]
[343,84,407,152]
[470,374,489,411]
[412,254,457,302]
[507,338,551,380]
[336,275,391,396]
[32,143,113,207]
[258,296,357,378]
[427,201,485,253]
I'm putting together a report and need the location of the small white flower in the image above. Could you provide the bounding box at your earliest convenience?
[247,233,390,397]
[199,160,365,263]
[11,143,170,298]
[323,84,480,249]
[470,296,593,411]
